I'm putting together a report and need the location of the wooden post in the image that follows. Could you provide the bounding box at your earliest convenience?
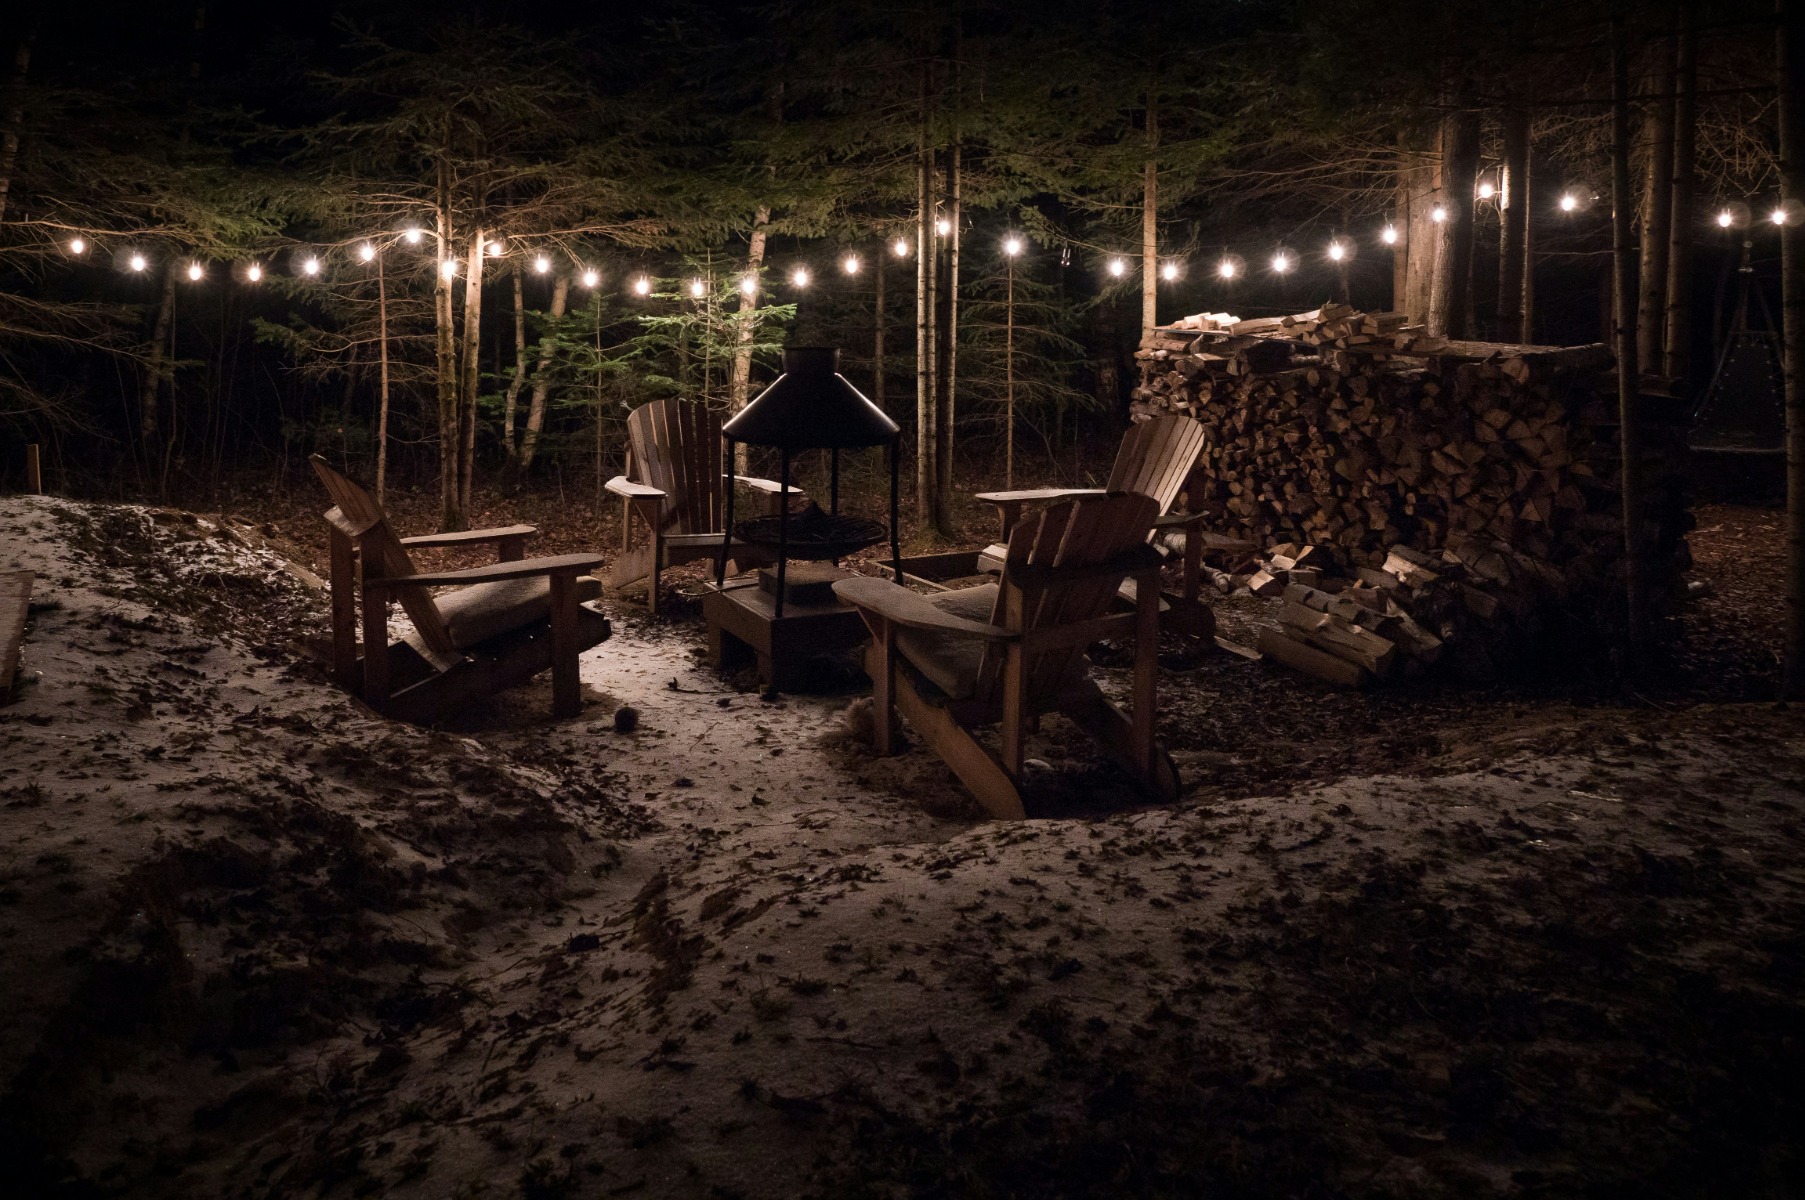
[1780,0,1805,697]
[1612,10,1648,653]
[24,443,39,494]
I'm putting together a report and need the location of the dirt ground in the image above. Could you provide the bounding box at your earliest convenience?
[2,491,1803,1198]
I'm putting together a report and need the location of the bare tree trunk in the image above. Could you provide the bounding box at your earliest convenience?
[874,246,885,413]
[376,251,391,504]
[1780,0,1805,696]
[503,261,526,463]
[729,212,770,415]
[1142,97,1158,338]
[434,174,461,531]
[1005,255,1015,488]
[916,77,937,517]
[457,227,484,524]
[0,28,36,229]
[1612,11,1647,654]
[1499,108,1531,342]
[520,273,567,472]
[140,264,176,442]
[1400,129,1438,326]
[935,141,958,533]
[1637,27,1678,374]
[1665,10,1699,384]
[1431,105,1480,338]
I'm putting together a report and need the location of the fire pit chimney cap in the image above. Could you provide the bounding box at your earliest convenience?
[723,346,899,449]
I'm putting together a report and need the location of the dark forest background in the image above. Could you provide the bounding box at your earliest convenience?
[0,0,1783,529]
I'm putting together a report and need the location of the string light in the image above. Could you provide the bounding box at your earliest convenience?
[1477,181,1496,201]
[1560,193,1579,212]
[302,256,321,276]
[1772,207,1789,226]
[582,268,599,288]
[1717,209,1734,228]
[1271,250,1293,273]
[128,252,147,272]
[246,263,263,282]
[403,226,423,245]
[1107,257,1127,277]
[441,258,459,279]
[1161,260,1179,280]
[790,266,810,287]
[1381,225,1399,246]
[1430,204,1448,223]
[892,238,910,258]
[358,243,376,263]
[533,255,551,274]
[740,274,757,295]
[689,278,706,297]
[842,254,860,275]
[69,237,86,255]
[487,240,505,257]
[1327,240,1348,263]
[1217,258,1238,280]
[633,275,652,295]
[1003,235,1023,257]
[935,218,951,236]
[186,262,204,281]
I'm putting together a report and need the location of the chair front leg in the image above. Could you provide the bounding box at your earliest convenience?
[328,529,360,689]
[549,570,581,719]
[1131,568,1160,777]
[498,534,527,563]
[1000,642,1027,776]
[361,583,390,709]
[1181,525,1202,603]
[871,615,896,755]
[995,500,1024,544]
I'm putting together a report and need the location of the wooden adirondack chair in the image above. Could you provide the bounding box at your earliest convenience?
[310,455,610,723]
[605,398,802,615]
[835,491,1178,820]
[973,415,1211,631]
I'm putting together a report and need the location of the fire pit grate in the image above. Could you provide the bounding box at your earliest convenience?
[734,504,887,562]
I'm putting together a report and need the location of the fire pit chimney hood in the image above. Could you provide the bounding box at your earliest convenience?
[723,347,898,447]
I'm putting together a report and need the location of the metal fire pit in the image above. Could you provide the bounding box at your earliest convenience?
[733,504,887,563]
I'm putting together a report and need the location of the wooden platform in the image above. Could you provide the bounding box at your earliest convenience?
[1,570,33,701]
[703,573,869,692]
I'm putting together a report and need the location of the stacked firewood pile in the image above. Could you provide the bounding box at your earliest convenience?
[1135,303,1690,684]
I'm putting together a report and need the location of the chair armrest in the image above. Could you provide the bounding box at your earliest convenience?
[972,487,1105,506]
[1150,510,1209,530]
[605,476,666,500]
[399,523,537,548]
[731,475,806,495]
[374,553,605,588]
[833,578,1015,641]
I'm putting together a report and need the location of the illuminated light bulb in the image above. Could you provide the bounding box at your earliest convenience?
[1560,193,1579,212]
[1430,205,1448,223]
[842,254,860,275]
[1327,241,1346,263]
[1478,181,1496,200]
[358,243,376,263]
[441,258,459,279]
[935,218,950,236]
[892,238,910,257]
[487,240,505,257]
[1271,252,1292,273]
[129,252,147,272]
[1717,209,1734,228]
[1381,225,1400,246]
[581,268,599,288]
[187,262,204,281]
[1772,207,1788,226]
[689,278,706,298]
[1161,260,1179,280]
[246,263,263,282]
[69,237,86,255]
[403,226,423,245]
[1107,258,1127,277]
[740,274,757,295]
[534,255,551,274]
[790,266,810,287]
[302,257,321,276]
[1217,259,1237,280]
[633,276,652,295]
[1003,235,1023,257]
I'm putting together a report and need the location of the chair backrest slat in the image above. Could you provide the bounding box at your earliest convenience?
[976,491,1159,703]
[626,398,729,536]
[1105,415,1206,515]
[308,455,458,661]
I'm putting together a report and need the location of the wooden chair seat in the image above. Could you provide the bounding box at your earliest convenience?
[435,574,603,650]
